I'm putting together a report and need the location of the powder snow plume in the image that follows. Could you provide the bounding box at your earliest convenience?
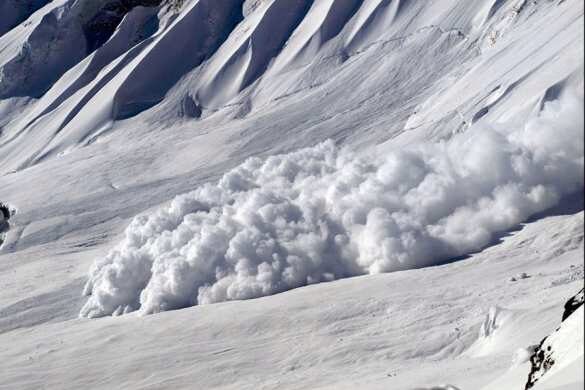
[81,90,584,318]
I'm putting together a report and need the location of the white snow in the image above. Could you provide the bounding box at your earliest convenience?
[1,207,583,390]
[535,306,584,388]
[482,306,584,390]
[0,0,583,388]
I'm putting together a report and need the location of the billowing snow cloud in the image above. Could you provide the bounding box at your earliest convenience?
[80,91,584,318]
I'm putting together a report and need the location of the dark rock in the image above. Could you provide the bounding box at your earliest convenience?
[562,288,584,321]
[0,203,10,246]
[0,204,9,220]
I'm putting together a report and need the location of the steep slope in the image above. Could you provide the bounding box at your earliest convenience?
[0,0,580,249]
[0,0,582,171]
[526,307,584,390]
[481,288,585,390]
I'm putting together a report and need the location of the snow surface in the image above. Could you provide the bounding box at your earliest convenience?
[482,305,584,390]
[531,305,584,388]
[1,206,583,389]
[0,0,583,388]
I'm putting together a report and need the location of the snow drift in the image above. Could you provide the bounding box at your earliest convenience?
[80,88,584,318]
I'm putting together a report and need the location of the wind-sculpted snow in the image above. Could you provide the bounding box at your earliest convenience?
[80,90,585,318]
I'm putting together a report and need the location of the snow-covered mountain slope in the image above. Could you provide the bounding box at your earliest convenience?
[0,0,583,389]
[481,288,584,390]
[0,0,582,172]
[526,303,584,389]
[78,89,583,318]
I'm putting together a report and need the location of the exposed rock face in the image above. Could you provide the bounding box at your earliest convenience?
[525,289,585,389]
[562,288,584,321]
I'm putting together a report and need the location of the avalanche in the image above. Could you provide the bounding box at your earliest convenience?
[0,0,583,389]
[81,88,584,317]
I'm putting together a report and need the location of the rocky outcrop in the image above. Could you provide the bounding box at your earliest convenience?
[562,288,584,321]
[525,289,585,389]
[0,202,12,247]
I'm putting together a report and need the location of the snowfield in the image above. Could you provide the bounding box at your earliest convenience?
[2,206,583,390]
[0,0,583,389]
